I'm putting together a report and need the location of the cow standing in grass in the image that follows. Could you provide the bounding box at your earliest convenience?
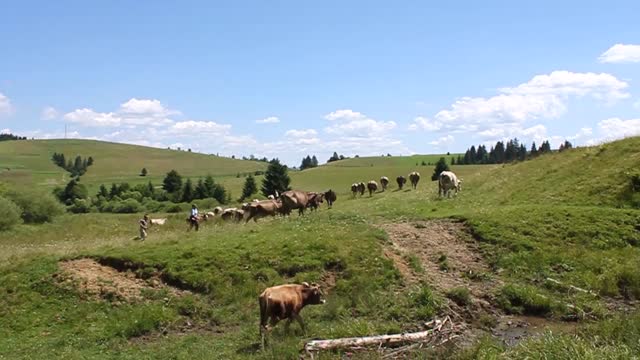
[350,183,358,197]
[259,282,325,348]
[438,171,462,197]
[324,189,337,208]
[243,200,283,222]
[409,171,421,189]
[281,190,311,216]
[357,182,366,196]
[397,175,407,190]
[367,180,378,196]
[380,176,389,191]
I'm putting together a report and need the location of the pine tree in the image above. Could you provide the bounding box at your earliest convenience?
[203,175,216,197]
[182,178,194,203]
[530,142,538,158]
[241,175,257,200]
[162,170,183,193]
[261,159,291,197]
[194,179,207,199]
[140,167,148,176]
[328,152,340,163]
[109,183,119,199]
[98,184,109,198]
[431,157,451,181]
[147,181,154,195]
[311,155,319,167]
[87,156,94,166]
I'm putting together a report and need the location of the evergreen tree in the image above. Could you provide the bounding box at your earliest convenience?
[261,159,291,197]
[162,170,183,193]
[140,167,148,176]
[194,179,207,199]
[327,152,340,163]
[147,181,155,195]
[212,183,227,204]
[87,156,94,166]
[530,142,538,158]
[311,155,319,167]
[431,157,451,181]
[203,175,216,197]
[468,146,477,164]
[98,184,109,198]
[109,183,119,199]
[518,144,527,161]
[241,174,258,200]
[182,178,194,203]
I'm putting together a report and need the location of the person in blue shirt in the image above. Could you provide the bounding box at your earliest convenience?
[188,204,199,231]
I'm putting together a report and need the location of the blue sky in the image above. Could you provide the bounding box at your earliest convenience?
[1,1,640,165]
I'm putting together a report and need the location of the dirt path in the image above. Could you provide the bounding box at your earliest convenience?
[57,258,188,303]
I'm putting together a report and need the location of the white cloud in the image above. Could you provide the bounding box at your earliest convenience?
[429,134,454,147]
[410,71,630,138]
[41,106,59,120]
[285,129,317,137]
[324,109,364,121]
[598,44,640,64]
[597,117,640,140]
[168,120,231,135]
[1,128,10,134]
[256,116,280,124]
[324,109,396,138]
[63,98,176,127]
[408,117,442,131]
[0,93,13,116]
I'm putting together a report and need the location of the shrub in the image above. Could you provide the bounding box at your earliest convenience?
[446,287,471,306]
[498,284,552,316]
[68,199,93,214]
[112,199,143,214]
[165,204,183,213]
[0,197,22,230]
[5,190,64,223]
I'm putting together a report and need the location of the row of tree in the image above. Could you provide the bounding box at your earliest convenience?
[0,133,27,141]
[453,139,572,165]
[51,152,94,176]
[162,171,228,203]
[327,152,347,163]
[299,155,319,170]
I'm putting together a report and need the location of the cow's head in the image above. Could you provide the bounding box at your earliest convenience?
[302,282,326,304]
[457,179,463,191]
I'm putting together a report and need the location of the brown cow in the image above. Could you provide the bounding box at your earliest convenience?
[324,189,337,208]
[307,192,325,211]
[259,282,325,347]
[397,175,407,190]
[380,176,389,191]
[367,180,378,196]
[281,190,311,216]
[243,200,283,222]
[409,171,421,189]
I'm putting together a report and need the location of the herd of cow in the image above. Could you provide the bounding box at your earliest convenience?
[163,170,464,345]
[190,170,462,231]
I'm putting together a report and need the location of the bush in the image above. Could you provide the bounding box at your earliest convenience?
[165,204,183,213]
[68,199,93,214]
[0,197,22,230]
[112,199,143,214]
[446,287,471,306]
[5,190,64,223]
[498,284,552,316]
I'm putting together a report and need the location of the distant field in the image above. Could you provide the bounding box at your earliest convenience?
[0,139,268,194]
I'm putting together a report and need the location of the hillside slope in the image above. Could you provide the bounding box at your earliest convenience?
[0,139,268,190]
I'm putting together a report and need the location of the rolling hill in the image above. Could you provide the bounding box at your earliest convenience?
[0,139,269,192]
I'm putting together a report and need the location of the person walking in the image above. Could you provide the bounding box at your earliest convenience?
[189,204,199,231]
[139,214,149,240]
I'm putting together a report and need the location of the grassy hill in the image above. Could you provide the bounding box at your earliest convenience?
[0,137,639,359]
[0,139,268,193]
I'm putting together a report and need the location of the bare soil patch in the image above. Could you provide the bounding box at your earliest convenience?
[57,258,189,303]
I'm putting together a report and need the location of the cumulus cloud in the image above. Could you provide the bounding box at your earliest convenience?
[598,44,640,64]
[41,106,59,120]
[597,117,640,140]
[63,98,176,127]
[408,117,442,131]
[429,135,454,147]
[0,93,13,116]
[167,120,231,135]
[256,116,280,124]
[285,129,317,138]
[324,109,396,138]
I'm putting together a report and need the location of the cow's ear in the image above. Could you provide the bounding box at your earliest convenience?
[311,282,319,288]
[302,282,310,288]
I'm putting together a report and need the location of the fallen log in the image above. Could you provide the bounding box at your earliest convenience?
[305,317,450,353]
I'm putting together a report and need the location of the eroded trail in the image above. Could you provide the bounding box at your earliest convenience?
[379,220,569,347]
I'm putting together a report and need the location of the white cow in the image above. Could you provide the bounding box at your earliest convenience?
[438,171,462,197]
[150,218,167,225]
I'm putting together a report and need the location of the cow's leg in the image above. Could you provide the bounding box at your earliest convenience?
[292,313,306,334]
